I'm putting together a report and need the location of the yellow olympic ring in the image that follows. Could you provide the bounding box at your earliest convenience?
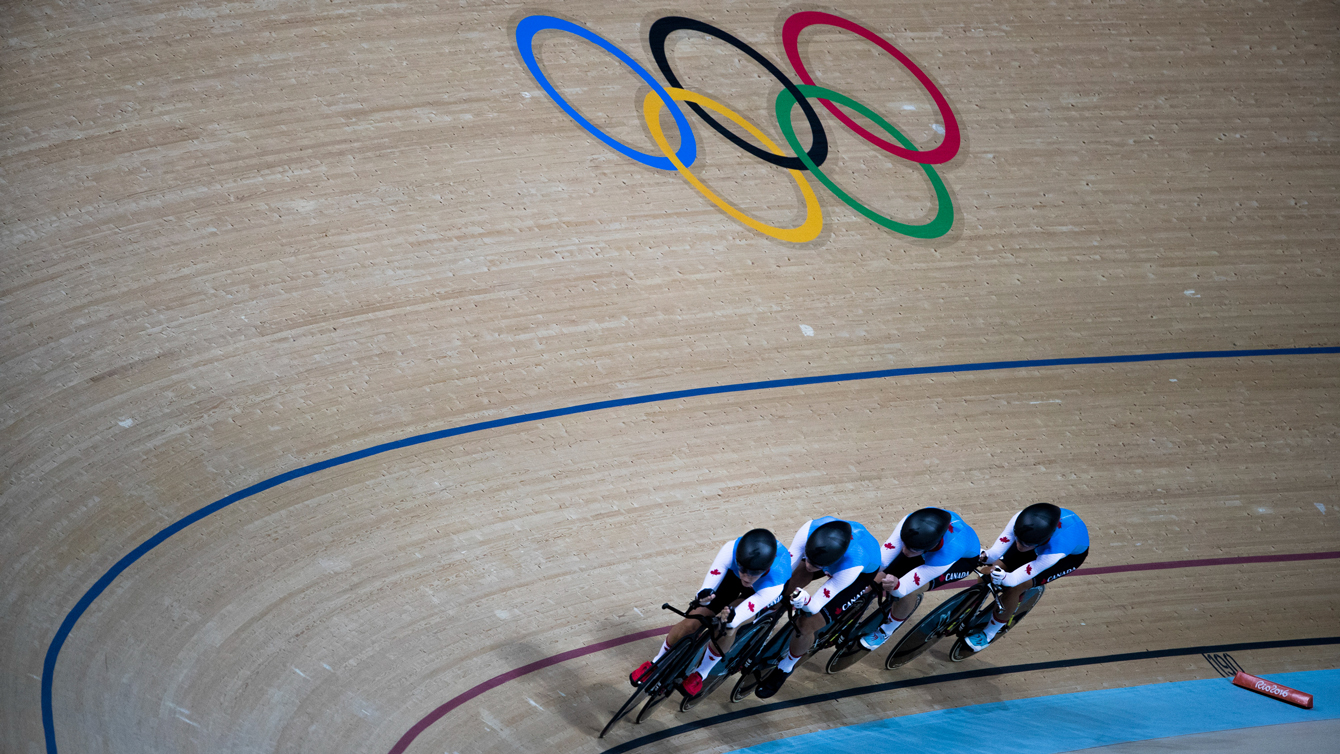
[643,87,823,244]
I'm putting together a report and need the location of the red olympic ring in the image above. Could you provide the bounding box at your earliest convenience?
[782,11,961,165]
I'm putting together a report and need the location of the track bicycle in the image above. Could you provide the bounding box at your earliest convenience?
[598,601,724,738]
[678,599,788,712]
[883,573,1045,670]
[824,591,922,673]
[730,585,889,701]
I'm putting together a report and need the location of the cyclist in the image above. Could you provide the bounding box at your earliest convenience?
[859,507,982,649]
[963,503,1090,652]
[755,517,883,698]
[630,528,791,697]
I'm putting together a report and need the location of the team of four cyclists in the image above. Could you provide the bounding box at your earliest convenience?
[631,503,1091,700]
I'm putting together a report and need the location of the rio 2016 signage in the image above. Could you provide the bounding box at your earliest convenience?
[516,12,960,242]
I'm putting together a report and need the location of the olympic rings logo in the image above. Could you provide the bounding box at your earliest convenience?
[515,12,961,243]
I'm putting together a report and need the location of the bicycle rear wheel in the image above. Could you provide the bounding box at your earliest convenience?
[885,587,981,670]
[731,622,793,702]
[949,584,1045,661]
[679,670,728,712]
[636,686,673,723]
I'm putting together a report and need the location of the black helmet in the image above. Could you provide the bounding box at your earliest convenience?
[901,508,952,551]
[1015,503,1062,547]
[735,529,778,573]
[804,520,852,568]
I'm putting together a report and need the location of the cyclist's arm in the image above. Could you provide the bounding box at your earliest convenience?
[1003,551,1065,586]
[879,513,912,569]
[788,519,815,569]
[802,565,862,614]
[699,540,734,593]
[728,583,784,628]
[891,562,953,597]
[981,512,1022,564]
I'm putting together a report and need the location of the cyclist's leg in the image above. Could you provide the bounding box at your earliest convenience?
[862,554,961,649]
[683,584,767,693]
[969,549,1087,650]
[764,561,821,675]
[991,581,1030,623]
[754,611,824,698]
[634,573,745,684]
[787,611,827,660]
[861,581,928,648]
[683,614,749,694]
[761,570,874,696]
[631,607,713,684]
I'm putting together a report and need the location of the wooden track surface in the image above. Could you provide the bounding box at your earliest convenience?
[2,0,1337,752]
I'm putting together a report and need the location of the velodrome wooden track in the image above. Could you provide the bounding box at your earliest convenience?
[3,0,1338,752]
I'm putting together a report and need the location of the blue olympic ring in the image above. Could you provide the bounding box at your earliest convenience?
[515,16,697,171]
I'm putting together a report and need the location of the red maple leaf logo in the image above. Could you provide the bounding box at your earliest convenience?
[1000,537,1010,543]
[710,569,721,575]
[1057,521,1063,529]
[747,602,755,611]
[884,542,896,549]
[913,573,921,585]
[1025,565,1033,575]
[823,588,832,598]
[948,524,955,533]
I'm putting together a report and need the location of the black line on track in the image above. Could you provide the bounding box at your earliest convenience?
[600,635,1340,753]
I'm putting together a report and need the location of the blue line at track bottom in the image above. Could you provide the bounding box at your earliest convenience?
[731,668,1340,754]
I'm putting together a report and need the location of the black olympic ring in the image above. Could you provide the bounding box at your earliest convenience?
[648,16,829,172]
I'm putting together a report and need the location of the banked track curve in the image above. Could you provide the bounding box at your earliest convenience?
[40,345,1340,753]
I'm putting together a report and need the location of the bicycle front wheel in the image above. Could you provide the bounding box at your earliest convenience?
[599,684,647,738]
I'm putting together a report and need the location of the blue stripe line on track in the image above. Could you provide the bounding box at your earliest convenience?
[730,668,1340,754]
[40,345,1340,753]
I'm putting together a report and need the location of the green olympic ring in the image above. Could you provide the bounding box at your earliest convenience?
[776,84,954,239]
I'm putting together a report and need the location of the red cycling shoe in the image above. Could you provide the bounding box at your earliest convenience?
[630,661,654,687]
[680,672,704,696]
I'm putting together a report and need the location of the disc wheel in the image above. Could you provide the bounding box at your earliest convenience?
[635,686,673,723]
[885,589,978,670]
[949,585,1045,662]
[730,669,762,702]
[679,671,728,712]
[731,622,792,702]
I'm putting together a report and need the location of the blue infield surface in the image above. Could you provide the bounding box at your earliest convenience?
[731,668,1339,754]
